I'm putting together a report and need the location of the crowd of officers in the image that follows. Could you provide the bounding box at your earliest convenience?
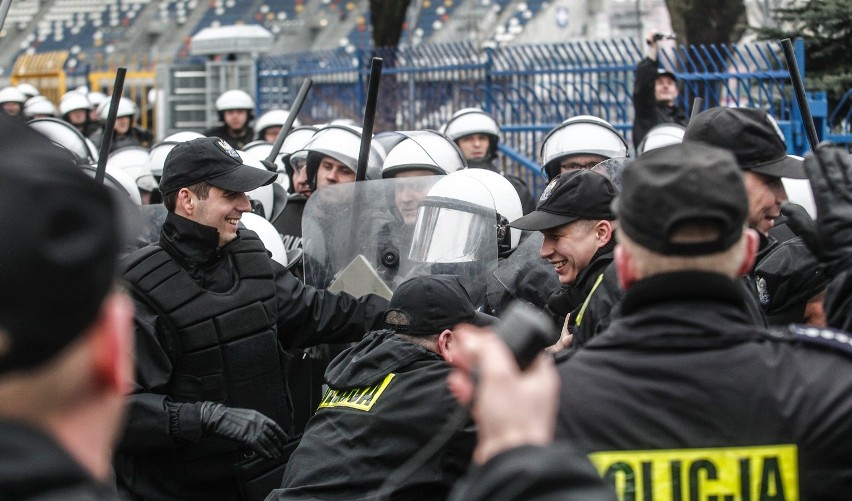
[2,29,852,500]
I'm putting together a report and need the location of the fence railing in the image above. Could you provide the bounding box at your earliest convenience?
[258,38,847,195]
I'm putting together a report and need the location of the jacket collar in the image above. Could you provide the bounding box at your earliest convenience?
[159,212,237,268]
[621,271,748,317]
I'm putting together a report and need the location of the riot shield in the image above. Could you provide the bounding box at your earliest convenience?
[303,174,497,304]
[493,231,562,311]
[302,176,443,298]
[590,157,631,191]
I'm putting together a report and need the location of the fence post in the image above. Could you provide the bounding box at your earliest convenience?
[484,46,495,114]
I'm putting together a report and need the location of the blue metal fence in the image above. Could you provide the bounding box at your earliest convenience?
[257,38,845,196]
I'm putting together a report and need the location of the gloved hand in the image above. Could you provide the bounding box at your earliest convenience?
[782,143,852,276]
[199,402,289,460]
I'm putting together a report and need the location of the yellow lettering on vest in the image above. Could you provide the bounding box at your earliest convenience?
[589,445,798,501]
[317,373,396,412]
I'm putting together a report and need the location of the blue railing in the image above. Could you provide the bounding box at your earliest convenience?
[256,38,847,196]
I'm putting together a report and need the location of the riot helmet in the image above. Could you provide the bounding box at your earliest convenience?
[98,96,138,121]
[297,124,382,190]
[241,141,291,195]
[23,96,57,119]
[144,131,206,179]
[442,107,501,161]
[782,155,816,219]
[59,92,92,117]
[381,130,467,179]
[17,82,40,99]
[0,86,26,116]
[240,212,289,267]
[79,163,143,205]
[254,108,301,141]
[453,168,523,254]
[215,89,255,125]
[239,149,282,222]
[539,115,629,180]
[637,123,685,156]
[107,146,159,201]
[28,117,99,164]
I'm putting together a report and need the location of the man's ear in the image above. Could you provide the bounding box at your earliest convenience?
[176,188,194,216]
[437,329,455,363]
[596,220,614,247]
[614,244,636,290]
[737,228,760,277]
[87,292,135,395]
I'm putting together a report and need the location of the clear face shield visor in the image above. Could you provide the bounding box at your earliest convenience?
[408,197,496,263]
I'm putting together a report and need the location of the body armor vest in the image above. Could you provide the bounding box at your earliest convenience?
[124,232,290,430]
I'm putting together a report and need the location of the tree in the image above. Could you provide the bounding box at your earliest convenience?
[758,0,852,124]
[369,0,412,48]
[664,0,747,45]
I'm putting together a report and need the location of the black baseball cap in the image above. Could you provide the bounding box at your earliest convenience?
[683,107,807,179]
[159,136,277,195]
[0,115,125,374]
[755,237,827,325]
[509,169,616,231]
[614,142,748,256]
[384,275,495,336]
[656,68,677,82]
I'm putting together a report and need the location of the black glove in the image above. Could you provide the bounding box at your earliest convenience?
[199,402,289,460]
[783,143,852,276]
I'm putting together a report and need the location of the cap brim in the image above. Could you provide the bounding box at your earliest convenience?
[748,155,807,179]
[207,164,277,193]
[509,210,579,231]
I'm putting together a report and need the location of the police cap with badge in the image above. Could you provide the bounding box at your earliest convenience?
[510,169,616,231]
[159,136,277,195]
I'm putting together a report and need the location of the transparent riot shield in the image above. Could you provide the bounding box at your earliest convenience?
[493,231,562,311]
[405,174,499,309]
[590,157,631,192]
[301,176,443,299]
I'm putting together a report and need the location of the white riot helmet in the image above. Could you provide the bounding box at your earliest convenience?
[216,89,255,112]
[0,86,26,104]
[240,212,288,267]
[99,96,138,120]
[637,123,685,156]
[144,131,206,178]
[87,91,107,109]
[59,92,93,115]
[108,146,159,194]
[442,107,501,159]
[254,108,300,140]
[381,130,467,179]
[782,155,817,219]
[28,117,99,164]
[242,141,291,192]
[410,174,497,264]
[240,150,278,221]
[17,83,40,99]
[79,163,143,205]
[24,96,57,118]
[453,168,523,253]
[297,124,383,190]
[540,115,629,180]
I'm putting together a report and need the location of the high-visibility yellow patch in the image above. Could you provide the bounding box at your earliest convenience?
[317,373,395,412]
[589,445,798,501]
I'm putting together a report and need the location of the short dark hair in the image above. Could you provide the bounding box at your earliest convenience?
[162,181,212,212]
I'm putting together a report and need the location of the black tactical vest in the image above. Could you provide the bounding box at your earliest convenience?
[124,232,290,431]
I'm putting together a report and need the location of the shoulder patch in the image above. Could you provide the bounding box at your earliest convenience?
[783,324,852,356]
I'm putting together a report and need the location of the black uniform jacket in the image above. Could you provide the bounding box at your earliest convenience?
[203,125,254,150]
[547,245,614,334]
[275,330,476,500]
[0,420,120,500]
[556,271,852,500]
[448,443,616,501]
[632,56,687,150]
[116,213,388,500]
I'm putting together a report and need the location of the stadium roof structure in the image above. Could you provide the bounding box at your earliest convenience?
[190,25,274,56]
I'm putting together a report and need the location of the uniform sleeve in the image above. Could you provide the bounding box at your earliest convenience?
[272,261,390,349]
[632,56,659,118]
[448,442,617,501]
[117,297,186,452]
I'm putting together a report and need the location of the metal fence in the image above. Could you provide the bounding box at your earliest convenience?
[258,38,849,196]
